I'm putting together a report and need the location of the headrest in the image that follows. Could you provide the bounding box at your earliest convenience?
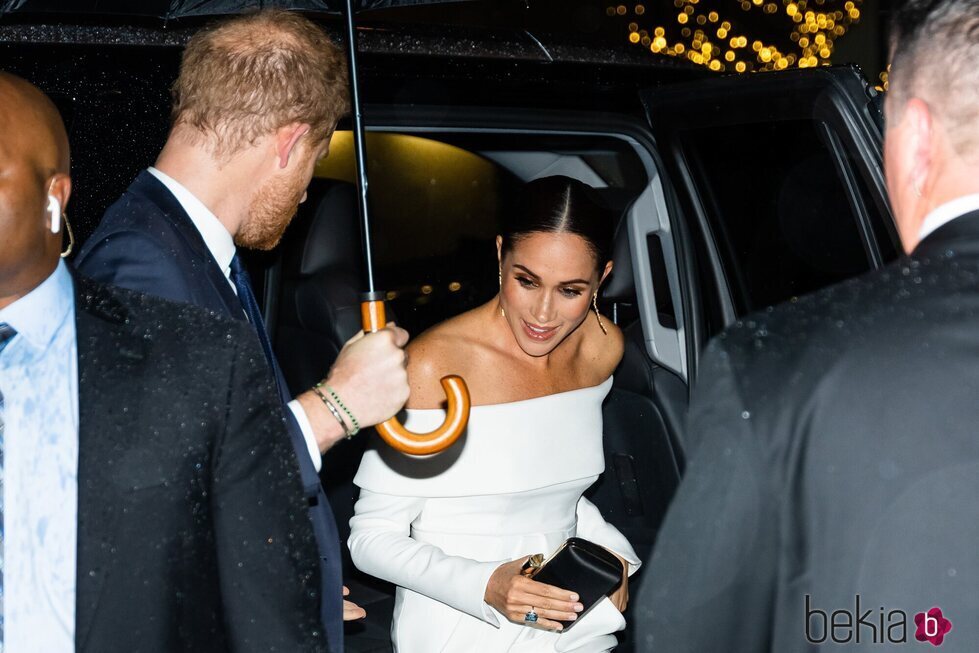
[300,180,361,277]
[593,188,636,303]
[601,215,635,302]
[279,178,368,348]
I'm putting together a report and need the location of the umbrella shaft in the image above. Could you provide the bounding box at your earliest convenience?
[345,0,376,293]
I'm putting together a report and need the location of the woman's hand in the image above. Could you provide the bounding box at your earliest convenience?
[484,557,584,631]
[607,552,629,612]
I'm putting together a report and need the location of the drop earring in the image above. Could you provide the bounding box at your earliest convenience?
[498,268,506,318]
[593,292,607,335]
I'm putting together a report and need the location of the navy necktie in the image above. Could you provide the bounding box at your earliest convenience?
[0,322,18,648]
[228,255,291,404]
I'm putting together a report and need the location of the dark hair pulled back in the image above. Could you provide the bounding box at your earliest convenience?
[500,176,616,273]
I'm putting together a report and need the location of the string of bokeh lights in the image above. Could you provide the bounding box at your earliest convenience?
[607,0,884,87]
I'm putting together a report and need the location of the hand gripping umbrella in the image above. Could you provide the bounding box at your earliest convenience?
[0,0,475,454]
[343,0,471,455]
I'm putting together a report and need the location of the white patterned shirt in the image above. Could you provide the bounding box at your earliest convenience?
[0,261,77,652]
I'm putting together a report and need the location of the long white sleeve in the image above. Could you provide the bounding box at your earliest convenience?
[348,489,505,625]
[575,496,642,576]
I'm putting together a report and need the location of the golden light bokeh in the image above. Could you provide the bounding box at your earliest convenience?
[610,0,863,74]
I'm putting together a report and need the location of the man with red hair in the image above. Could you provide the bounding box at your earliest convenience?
[77,11,411,652]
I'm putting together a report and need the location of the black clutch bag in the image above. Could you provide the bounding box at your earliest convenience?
[523,537,624,631]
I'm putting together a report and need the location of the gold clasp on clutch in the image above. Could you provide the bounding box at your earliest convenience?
[521,554,545,577]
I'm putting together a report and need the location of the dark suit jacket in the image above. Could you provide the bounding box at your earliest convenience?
[73,274,326,652]
[635,210,979,652]
[75,170,344,652]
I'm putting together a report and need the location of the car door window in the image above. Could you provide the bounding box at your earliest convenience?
[643,70,896,341]
[682,118,876,315]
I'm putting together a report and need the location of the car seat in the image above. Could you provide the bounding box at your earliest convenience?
[595,212,687,552]
[591,213,689,651]
[273,178,397,652]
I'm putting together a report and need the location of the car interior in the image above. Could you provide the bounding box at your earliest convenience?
[258,91,898,649]
[266,128,689,651]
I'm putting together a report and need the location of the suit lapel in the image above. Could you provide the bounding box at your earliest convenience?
[73,276,148,652]
[130,171,244,319]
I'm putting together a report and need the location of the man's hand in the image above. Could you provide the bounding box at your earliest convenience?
[299,324,410,452]
[328,325,410,426]
[343,585,367,621]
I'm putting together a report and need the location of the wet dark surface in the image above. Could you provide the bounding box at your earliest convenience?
[636,228,979,651]
[72,276,326,650]
[0,17,697,69]
[0,0,520,16]
[0,43,175,245]
[0,21,701,249]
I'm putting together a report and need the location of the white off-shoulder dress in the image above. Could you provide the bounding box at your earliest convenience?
[349,377,641,653]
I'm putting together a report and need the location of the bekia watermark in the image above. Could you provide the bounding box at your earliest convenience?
[914,608,953,647]
[806,595,953,646]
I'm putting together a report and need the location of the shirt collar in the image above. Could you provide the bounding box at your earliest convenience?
[0,259,73,351]
[147,166,237,280]
[918,193,979,242]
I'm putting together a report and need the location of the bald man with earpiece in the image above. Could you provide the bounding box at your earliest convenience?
[0,72,328,652]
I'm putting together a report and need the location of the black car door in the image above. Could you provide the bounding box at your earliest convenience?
[641,66,898,371]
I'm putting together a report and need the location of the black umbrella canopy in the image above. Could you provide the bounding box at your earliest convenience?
[0,0,480,17]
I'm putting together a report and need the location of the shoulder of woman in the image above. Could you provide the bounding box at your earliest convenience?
[582,315,625,380]
[406,314,482,409]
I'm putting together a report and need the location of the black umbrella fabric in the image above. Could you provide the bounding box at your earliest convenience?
[0,0,478,17]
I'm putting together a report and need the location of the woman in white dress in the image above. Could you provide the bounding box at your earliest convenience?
[349,176,641,652]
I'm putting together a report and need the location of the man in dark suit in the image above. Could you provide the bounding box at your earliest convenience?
[635,1,979,651]
[75,11,410,651]
[0,73,326,651]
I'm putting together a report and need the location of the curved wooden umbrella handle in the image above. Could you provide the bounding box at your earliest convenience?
[361,297,471,455]
[375,375,470,455]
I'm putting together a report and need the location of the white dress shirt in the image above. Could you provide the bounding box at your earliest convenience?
[146,167,322,471]
[918,193,979,242]
[0,261,77,652]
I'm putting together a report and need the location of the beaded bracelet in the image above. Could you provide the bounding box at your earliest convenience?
[311,385,354,439]
[315,382,360,437]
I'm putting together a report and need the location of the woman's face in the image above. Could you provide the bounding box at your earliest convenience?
[497,231,612,357]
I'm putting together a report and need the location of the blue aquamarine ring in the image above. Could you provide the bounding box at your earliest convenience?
[524,609,539,623]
